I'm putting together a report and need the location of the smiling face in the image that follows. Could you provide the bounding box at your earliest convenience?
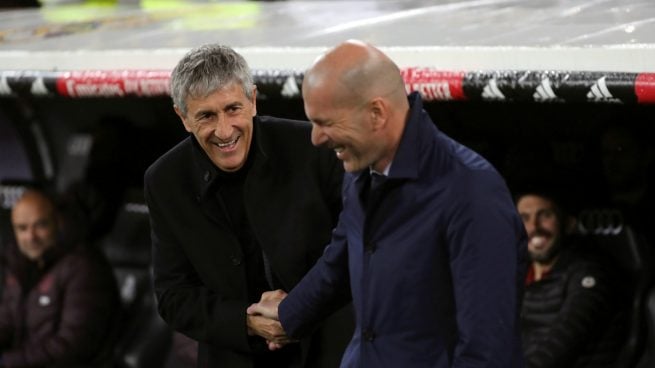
[517,194,564,265]
[305,88,382,173]
[301,40,409,174]
[176,83,257,172]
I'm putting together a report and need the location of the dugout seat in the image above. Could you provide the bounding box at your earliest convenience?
[576,208,653,368]
[97,188,173,368]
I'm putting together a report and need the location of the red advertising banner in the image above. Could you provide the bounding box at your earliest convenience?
[56,70,171,97]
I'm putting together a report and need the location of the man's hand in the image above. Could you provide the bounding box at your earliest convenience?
[247,289,295,350]
[247,289,287,320]
[246,314,292,345]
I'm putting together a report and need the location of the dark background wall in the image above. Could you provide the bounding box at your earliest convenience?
[1,96,653,214]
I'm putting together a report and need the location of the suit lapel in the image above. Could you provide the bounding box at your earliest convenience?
[243,119,298,288]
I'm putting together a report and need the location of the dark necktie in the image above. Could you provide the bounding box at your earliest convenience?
[363,172,386,208]
[370,172,386,192]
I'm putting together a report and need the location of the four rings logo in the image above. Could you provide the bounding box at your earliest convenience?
[0,185,25,210]
[576,209,624,235]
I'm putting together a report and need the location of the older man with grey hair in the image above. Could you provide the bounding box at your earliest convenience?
[145,44,353,368]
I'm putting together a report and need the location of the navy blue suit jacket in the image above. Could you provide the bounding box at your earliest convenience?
[279,93,527,367]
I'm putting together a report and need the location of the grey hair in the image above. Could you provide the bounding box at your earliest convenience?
[170,44,254,116]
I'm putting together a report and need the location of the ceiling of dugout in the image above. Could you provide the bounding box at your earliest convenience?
[0,0,654,72]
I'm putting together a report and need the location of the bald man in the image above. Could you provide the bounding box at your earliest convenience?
[248,40,527,367]
[0,189,119,367]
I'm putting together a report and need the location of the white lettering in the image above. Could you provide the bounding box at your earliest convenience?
[410,82,453,101]
[72,83,125,97]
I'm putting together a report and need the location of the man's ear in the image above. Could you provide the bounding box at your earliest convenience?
[369,97,388,131]
[174,105,192,133]
[251,85,258,117]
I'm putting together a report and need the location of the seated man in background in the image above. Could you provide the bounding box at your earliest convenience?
[517,190,624,368]
[0,189,120,368]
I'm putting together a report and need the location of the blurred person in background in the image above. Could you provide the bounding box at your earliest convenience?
[0,188,120,367]
[517,190,624,368]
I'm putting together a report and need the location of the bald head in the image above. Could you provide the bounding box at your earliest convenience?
[303,40,410,173]
[303,40,407,107]
[11,190,59,262]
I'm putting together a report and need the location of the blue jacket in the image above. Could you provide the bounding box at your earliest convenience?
[280,93,527,368]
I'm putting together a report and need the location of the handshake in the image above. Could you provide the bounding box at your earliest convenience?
[246,289,298,350]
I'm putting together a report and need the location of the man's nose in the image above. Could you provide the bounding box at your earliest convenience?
[25,227,38,241]
[311,124,327,147]
[213,117,232,139]
[524,217,538,235]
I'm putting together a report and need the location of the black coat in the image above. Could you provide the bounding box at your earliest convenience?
[521,246,622,368]
[145,116,353,368]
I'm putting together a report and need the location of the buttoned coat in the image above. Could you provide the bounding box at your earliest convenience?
[145,116,352,368]
[280,93,528,368]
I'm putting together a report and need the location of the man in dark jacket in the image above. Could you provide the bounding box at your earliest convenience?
[0,189,120,368]
[517,191,623,368]
[248,40,526,368]
[145,44,352,368]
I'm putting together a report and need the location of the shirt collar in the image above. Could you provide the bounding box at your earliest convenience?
[355,92,424,186]
[369,161,391,177]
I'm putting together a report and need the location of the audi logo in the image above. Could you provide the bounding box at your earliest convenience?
[0,185,26,210]
[576,209,624,236]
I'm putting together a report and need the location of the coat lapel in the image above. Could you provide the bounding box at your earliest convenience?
[242,119,294,288]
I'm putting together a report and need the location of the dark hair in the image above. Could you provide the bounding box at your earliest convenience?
[514,188,568,222]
